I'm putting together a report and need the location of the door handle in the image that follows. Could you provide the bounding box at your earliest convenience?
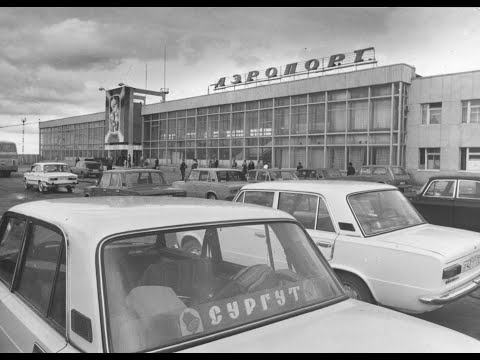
[315,242,332,248]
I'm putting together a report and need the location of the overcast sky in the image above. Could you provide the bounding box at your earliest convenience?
[1,7,480,154]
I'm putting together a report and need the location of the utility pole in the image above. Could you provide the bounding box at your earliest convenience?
[21,117,26,161]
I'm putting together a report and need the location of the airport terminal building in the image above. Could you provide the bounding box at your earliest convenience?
[38,47,480,184]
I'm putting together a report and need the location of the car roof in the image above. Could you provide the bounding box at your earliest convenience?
[240,180,395,196]
[250,168,296,172]
[34,162,68,166]
[361,165,403,168]
[428,175,480,181]
[193,168,242,172]
[8,197,295,245]
[103,169,164,173]
[298,168,340,171]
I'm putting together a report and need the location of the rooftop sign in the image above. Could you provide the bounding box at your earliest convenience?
[211,47,376,91]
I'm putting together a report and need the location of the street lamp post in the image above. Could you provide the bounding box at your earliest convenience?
[21,117,26,163]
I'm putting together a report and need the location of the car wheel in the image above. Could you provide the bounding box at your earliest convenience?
[182,239,202,256]
[38,182,46,193]
[337,272,375,304]
[207,193,218,200]
[67,187,73,193]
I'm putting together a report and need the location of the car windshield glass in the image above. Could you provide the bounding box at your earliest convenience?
[324,169,342,178]
[102,221,344,353]
[297,170,317,179]
[391,167,407,175]
[126,172,168,186]
[216,171,247,182]
[349,190,424,236]
[270,171,298,180]
[85,162,100,170]
[44,164,68,172]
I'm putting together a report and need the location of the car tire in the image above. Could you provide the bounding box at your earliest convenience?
[207,193,218,200]
[182,239,202,256]
[67,187,73,193]
[337,271,375,304]
[38,182,46,193]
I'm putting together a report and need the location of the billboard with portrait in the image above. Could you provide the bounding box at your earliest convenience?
[105,87,130,144]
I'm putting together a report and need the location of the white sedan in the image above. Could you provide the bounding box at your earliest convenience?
[233,180,480,314]
[24,162,78,193]
[1,197,479,352]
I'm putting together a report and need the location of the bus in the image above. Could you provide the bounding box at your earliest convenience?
[0,141,18,177]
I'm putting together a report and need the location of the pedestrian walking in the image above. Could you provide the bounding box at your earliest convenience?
[128,154,132,168]
[242,160,248,176]
[155,158,159,170]
[180,159,187,180]
[75,156,80,165]
[347,162,356,176]
[214,158,219,168]
[297,162,303,171]
[232,158,238,169]
[248,160,255,171]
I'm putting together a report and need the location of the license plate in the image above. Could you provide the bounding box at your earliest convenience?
[399,181,406,185]
[463,254,480,272]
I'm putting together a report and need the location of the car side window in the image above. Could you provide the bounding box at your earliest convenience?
[208,172,216,182]
[243,191,275,207]
[424,180,456,198]
[199,171,209,182]
[110,173,121,187]
[317,198,335,233]
[373,167,387,175]
[259,171,269,181]
[235,192,245,203]
[16,222,66,332]
[0,216,26,286]
[278,192,317,229]
[99,173,112,187]
[458,180,480,199]
[188,170,199,181]
[247,171,257,181]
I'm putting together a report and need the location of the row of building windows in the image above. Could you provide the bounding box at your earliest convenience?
[419,147,480,171]
[40,121,105,149]
[421,99,480,124]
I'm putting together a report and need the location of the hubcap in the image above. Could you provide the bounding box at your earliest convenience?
[342,283,360,300]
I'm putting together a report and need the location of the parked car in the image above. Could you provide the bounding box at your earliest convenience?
[172,168,247,200]
[247,168,299,182]
[23,162,78,193]
[84,169,186,197]
[233,180,480,314]
[347,165,412,192]
[70,160,103,178]
[407,175,480,232]
[296,168,343,180]
[1,197,480,353]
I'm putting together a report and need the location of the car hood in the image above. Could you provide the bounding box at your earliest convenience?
[182,299,480,353]
[376,224,480,260]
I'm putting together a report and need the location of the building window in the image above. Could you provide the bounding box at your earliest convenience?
[421,103,442,124]
[462,100,480,124]
[460,147,480,171]
[419,148,440,170]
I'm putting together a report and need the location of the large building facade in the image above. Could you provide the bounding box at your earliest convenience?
[38,63,480,184]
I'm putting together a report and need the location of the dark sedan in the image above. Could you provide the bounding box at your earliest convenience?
[407,175,480,232]
[84,169,186,197]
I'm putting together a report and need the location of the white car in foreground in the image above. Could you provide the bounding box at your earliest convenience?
[233,180,480,314]
[24,162,78,193]
[1,197,479,352]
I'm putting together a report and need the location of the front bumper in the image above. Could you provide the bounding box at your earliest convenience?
[44,181,78,188]
[419,275,480,305]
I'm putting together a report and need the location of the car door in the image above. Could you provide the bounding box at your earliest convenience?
[277,191,337,260]
[372,167,389,182]
[25,165,36,185]
[95,172,112,196]
[454,179,480,231]
[195,170,210,198]
[183,170,199,197]
[0,214,67,353]
[414,179,456,227]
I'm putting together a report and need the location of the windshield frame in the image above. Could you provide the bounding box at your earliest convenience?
[347,189,426,238]
[96,218,348,353]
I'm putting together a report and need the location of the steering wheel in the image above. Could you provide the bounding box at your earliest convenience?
[213,264,275,300]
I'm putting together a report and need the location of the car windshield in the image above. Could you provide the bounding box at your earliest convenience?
[349,190,425,236]
[85,162,100,170]
[43,164,68,172]
[296,170,317,179]
[102,221,344,353]
[270,171,298,180]
[324,169,342,178]
[391,167,407,176]
[126,172,169,186]
[216,171,247,182]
